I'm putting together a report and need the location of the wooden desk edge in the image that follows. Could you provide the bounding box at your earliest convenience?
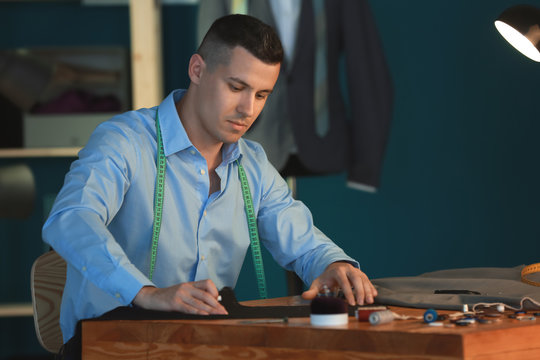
[81,299,540,360]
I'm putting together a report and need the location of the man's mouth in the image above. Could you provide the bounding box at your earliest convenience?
[227,120,248,129]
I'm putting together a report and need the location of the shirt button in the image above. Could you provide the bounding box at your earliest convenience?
[200,169,206,175]
[190,150,196,155]
[201,255,205,261]
[82,266,87,271]
[203,210,207,216]
[115,293,121,298]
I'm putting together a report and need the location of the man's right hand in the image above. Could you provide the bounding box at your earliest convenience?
[133,279,228,315]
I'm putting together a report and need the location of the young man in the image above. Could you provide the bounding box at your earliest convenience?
[43,14,377,346]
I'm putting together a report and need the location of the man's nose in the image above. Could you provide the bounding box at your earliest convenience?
[237,93,255,118]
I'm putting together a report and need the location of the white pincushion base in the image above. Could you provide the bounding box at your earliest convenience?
[310,313,349,326]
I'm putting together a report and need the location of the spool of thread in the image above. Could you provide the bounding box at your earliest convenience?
[424,309,438,323]
[355,306,387,322]
[369,310,394,325]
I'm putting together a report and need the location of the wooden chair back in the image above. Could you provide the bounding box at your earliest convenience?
[30,250,66,353]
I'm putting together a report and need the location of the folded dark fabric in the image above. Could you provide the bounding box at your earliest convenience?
[91,287,361,322]
[95,287,311,321]
[372,266,540,311]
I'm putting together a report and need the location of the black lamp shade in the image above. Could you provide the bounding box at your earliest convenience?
[495,5,540,62]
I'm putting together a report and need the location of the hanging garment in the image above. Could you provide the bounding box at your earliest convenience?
[197,0,393,190]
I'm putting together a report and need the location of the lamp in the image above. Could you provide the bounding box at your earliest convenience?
[494,4,540,62]
[494,5,540,287]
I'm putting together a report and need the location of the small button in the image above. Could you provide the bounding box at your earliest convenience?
[201,255,205,261]
[203,210,207,216]
[200,169,206,175]
[115,293,121,298]
[190,150,196,155]
[82,266,87,272]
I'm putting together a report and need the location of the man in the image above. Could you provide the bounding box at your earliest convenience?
[43,14,377,347]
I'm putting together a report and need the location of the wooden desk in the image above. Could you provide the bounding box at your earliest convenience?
[82,296,540,360]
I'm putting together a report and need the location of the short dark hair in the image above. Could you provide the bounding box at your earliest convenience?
[197,14,284,71]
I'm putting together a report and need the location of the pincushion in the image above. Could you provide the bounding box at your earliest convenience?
[310,294,349,326]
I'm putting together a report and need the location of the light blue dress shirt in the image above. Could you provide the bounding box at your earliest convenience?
[42,89,358,342]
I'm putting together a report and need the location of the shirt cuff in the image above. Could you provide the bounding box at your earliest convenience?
[97,263,154,305]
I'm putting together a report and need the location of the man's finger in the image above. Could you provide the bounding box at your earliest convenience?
[175,297,210,315]
[193,279,220,297]
[349,271,378,305]
[301,281,322,300]
[191,280,228,314]
[335,273,356,306]
[195,288,228,314]
[349,273,368,305]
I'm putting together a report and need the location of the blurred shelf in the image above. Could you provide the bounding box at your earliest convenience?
[0,302,33,317]
[0,147,80,158]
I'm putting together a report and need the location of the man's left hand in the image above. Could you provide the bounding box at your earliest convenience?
[301,262,378,306]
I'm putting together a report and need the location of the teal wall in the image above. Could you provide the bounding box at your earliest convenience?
[303,0,540,279]
[1,0,540,358]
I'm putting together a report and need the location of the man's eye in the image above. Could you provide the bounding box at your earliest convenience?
[256,93,268,100]
[229,84,242,91]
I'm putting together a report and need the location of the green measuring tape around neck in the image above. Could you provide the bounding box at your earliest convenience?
[149,111,167,281]
[236,159,268,299]
[150,111,267,299]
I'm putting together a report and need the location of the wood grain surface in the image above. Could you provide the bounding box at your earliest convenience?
[82,301,540,360]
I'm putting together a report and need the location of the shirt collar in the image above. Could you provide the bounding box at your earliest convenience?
[222,142,242,165]
[157,89,191,156]
[157,89,242,163]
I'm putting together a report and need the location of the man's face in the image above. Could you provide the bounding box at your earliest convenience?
[194,46,281,146]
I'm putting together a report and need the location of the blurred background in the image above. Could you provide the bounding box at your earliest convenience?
[1,0,540,358]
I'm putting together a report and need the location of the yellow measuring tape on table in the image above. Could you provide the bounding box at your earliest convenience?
[521,263,540,287]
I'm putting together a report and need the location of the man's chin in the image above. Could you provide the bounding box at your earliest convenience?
[222,130,246,144]
[221,135,243,144]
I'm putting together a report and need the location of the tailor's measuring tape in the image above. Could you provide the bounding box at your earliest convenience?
[521,263,540,287]
[236,159,268,299]
[149,111,167,281]
[150,111,267,298]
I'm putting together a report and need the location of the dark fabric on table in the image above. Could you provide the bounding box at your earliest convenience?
[97,287,312,320]
[372,266,540,311]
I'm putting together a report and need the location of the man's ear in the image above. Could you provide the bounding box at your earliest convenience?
[188,54,205,84]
